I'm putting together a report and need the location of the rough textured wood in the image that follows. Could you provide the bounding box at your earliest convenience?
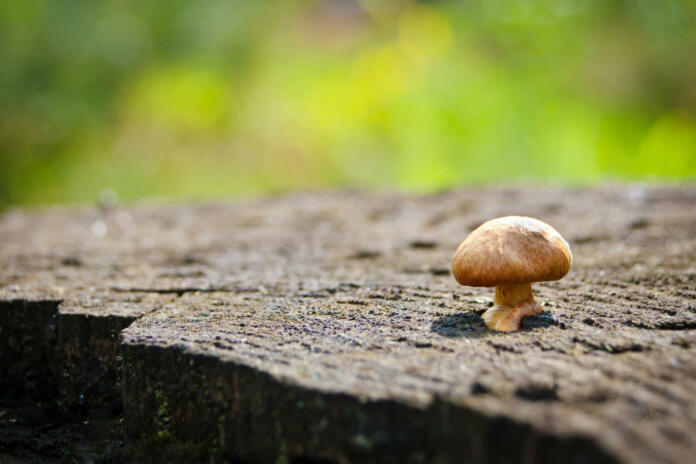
[1,186,695,463]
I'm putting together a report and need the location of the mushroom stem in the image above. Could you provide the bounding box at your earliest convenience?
[494,283,534,307]
[482,283,543,332]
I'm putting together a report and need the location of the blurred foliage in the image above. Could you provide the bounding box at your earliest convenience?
[1,0,695,207]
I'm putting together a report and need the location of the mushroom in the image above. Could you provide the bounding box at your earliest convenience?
[451,216,572,332]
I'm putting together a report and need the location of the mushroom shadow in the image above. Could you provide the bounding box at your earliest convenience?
[430,312,487,338]
[431,310,557,338]
[521,311,557,330]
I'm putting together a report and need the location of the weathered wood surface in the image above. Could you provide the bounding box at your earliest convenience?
[1,186,696,463]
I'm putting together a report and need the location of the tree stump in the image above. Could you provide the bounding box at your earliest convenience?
[1,186,695,463]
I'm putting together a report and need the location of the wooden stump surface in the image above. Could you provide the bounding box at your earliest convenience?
[1,186,695,463]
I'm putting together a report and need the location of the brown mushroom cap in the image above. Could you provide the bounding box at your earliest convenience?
[452,216,572,287]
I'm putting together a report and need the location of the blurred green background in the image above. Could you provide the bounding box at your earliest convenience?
[2,0,696,208]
